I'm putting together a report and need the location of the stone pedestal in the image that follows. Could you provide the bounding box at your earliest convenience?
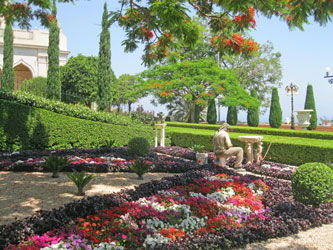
[154,123,167,147]
[296,109,313,130]
[238,136,263,164]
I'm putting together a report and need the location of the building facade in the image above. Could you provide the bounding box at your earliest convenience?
[0,19,70,90]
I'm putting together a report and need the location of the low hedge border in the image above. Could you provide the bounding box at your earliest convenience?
[166,121,333,140]
[0,99,154,151]
[0,90,138,126]
[167,127,333,166]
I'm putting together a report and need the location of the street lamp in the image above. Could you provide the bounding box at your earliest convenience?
[324,67,333,84]
[285,83,299,129]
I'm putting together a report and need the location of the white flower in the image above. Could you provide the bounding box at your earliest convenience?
[94,242,124,250]
[143,233,171,248]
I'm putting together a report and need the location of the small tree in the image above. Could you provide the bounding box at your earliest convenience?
[269,87,282,128]
[304,84,317,130]
[247,88,260,127]
[207,98,217,124]
[47,0,61,100]
[227,106,238,125]
[97,2,113,111]
[60,54,99,107]
[1,19,14,90]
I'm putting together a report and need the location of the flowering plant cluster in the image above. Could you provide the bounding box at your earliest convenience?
[7,173,270,249]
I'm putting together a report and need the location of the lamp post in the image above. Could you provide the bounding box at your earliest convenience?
[285,83,299,129]
[324,67,333,84]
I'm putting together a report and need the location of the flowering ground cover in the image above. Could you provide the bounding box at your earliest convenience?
[4,173,271,249]
[1,147,332,249]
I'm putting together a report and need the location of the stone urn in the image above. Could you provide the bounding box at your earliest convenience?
[296,109,313,130]
[196,152,208,165]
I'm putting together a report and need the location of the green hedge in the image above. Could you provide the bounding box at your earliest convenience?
[166,122,333,140]
[0,99,154,151]
[0,90,138,126]
[167,127,333,166]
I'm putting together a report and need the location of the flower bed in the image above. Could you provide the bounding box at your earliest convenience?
[1,164,332,249]
[4,173,271,249]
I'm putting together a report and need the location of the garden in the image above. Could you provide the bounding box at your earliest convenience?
[0,142,332,250]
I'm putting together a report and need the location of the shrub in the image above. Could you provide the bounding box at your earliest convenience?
[130,159,151,179]
[44,155,69,178]
[207,98,217,124]
[127,137,151,157]
[247,88,260,127]
[227,106,238,125]
[67,170,95,196]
[292,162,333,206]
[19,77,48,98]
[269,87,282,128]
[304,84,317,130]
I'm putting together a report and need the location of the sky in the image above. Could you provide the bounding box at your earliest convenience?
[35,0,333,123]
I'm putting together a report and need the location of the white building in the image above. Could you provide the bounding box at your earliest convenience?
[0,18,70,90]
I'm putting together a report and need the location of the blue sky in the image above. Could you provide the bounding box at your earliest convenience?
[50,0,333,123]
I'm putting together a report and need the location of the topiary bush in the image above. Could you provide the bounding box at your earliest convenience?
[127,137,151,157]
[292,162,333,206]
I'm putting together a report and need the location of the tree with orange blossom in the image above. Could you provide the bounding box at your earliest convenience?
[139,59,259,123]
[110,0,333,66]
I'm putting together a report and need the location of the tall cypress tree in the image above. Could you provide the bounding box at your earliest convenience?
[247,88,260,127]
[207,98,217,124]
[304,84,317,130]
[97,2,113,111]
[2,19,15,90]
[269,87,282,128]
[194,104,200,123]
[47,0,61,100]
[227,106,238,125]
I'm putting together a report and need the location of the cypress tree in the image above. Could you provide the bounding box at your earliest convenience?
[97,2,113,111]
[194,104,200,123]
[247,88,260,127]
[269,87,282,128]
[207,98,217,124]
[47,0,61,100]
[1,19,15,90]
[304,84,317,130]
[227,106,237,125]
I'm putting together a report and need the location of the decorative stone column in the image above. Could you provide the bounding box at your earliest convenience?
[154,123,167,147]
[296,109,313,130]
[238,136,263,164]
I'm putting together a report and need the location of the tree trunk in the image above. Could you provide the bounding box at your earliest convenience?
[128,102,132,112]
[189,101,195,123]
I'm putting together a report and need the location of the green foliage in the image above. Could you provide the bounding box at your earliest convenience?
[20,77,48,98]
[222,42,282,110]
[292,162,333,206]
[101,138,115,148]
[207,98,217,124]
[67,170,95,196]
[1,20,14,91]
[327,161,333,170]
[0,90,142,126]
[127,137,151,157]
[130,159,151,179]
[269,87,282,128]
[44,155,69,178]
[0,99,154,151]
[60,54,99,107]
[247,89,260,127]
[113,74,143,112]
[166,126,333,166]
[140,59,259,123]
[97,2,113,111]
[166,121,333,140]
[191,144,205,153]
[47,3,61,100]
[304,84,317,130]
[227,106,238,125]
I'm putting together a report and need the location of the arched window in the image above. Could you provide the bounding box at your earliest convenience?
[14,63,32,90]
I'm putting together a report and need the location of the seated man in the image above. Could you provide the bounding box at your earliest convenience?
[213,123,243,169]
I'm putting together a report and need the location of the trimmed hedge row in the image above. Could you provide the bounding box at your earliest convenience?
[0,99,154,151]
[167,127,333,166]
[166,121,333,140]
[0,90,137,126]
